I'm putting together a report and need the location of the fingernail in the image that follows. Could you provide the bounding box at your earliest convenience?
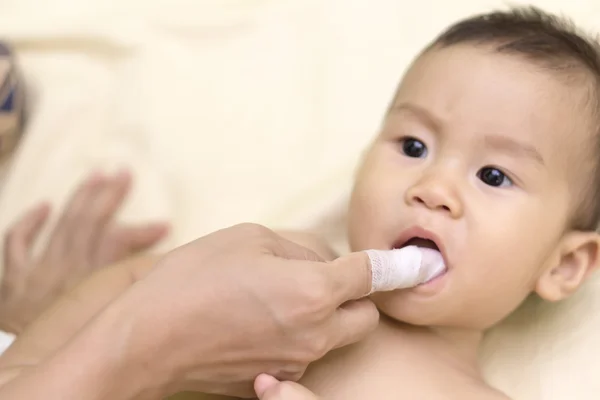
[254,374,279,397]
[87,170,105,184]
[147,224,170,241]
[31,202,50,215]
[115,166,131,176]
[154,222,170,232]
[113,168,132,184]
[144,222,169,232]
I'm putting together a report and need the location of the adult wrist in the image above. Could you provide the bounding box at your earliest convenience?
[81,296,175,399]
[48,296,173,400]
[0,298,170,400]
[109,282,227,397]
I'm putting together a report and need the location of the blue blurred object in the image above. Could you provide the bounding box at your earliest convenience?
[0,41,26,161]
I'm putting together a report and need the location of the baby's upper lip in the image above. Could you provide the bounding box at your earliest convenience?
[392,226,450,270]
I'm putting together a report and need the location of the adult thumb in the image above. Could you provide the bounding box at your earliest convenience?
[255,374,319,400]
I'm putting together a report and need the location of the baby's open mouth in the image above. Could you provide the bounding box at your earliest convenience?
[397,237,440,251]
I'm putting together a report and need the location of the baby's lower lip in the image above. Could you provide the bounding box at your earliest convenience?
[419,269,448,286]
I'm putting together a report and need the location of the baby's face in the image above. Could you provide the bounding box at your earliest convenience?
[348,45,595,329]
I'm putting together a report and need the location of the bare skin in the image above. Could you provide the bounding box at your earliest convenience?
[169,249,507,400]
[173,44,600,400]
[0,224,379,399]
[2,41,598,400]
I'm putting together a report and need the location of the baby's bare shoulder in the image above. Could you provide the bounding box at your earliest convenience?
[167,393,233,400]
[411,379,511,400]
[466,381,511,400]
[484,391,512,400]
[490,392,512,400]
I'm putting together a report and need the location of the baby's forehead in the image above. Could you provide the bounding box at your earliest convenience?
[391,46,595,154]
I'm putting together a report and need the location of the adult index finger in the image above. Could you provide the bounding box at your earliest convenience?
[326,247,445,304]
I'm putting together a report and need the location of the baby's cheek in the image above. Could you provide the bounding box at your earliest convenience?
[470,229,547,289]
[348,186,393,250]
[347,205,379,252]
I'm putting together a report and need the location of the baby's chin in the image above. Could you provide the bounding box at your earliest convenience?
[371,294,444,327]
[369,271,453,326]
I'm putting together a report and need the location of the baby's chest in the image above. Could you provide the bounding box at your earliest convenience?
[299,345,475,400]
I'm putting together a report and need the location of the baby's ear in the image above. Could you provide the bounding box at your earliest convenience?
[535,231,600,302]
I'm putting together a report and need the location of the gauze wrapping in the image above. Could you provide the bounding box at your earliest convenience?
[366,246,445,294]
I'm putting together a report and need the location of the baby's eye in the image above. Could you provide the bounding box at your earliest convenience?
[477,167,513,188]
[400,137,428,158]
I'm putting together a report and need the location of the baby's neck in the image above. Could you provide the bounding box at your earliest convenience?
[297,313,492,399]
[378,315,484,379]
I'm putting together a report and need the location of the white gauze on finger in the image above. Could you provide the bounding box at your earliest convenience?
[365,246,446,294]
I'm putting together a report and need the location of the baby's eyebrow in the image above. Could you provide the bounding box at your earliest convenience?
[390,103,545,166]
[484,134,545,166]
[389,102,441,133]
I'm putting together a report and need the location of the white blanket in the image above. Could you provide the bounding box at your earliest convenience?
[0,0,598,398]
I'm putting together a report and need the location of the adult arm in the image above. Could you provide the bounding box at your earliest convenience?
[0,224,379,399]
[0,255,159,399]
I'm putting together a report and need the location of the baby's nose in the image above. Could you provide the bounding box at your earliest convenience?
[405,174,463,218]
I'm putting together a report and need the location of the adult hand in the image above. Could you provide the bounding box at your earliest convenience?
[104,223,379,398]
[0,169,168,334]
[0,224,378,400]
[255,374,319,400]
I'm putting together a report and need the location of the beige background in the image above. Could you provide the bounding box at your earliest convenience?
[0,0,598,398]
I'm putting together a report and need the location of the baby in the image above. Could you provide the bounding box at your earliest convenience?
[174,5,600,400]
